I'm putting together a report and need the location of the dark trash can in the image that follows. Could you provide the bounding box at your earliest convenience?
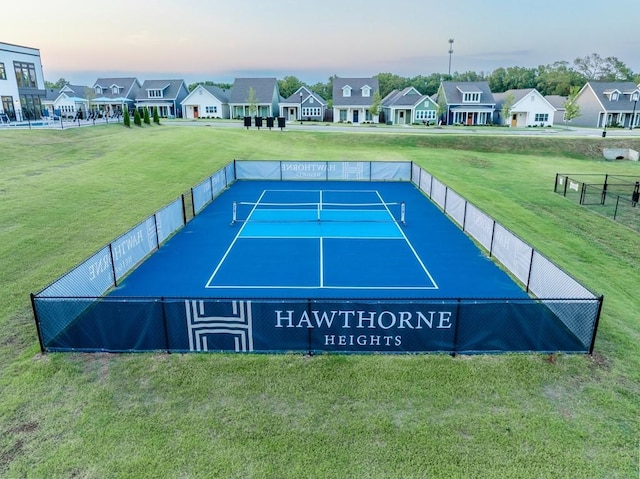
[254,116,263,128]
[277,117,286,129]
[243,116,251,128]
[266,117,274,129]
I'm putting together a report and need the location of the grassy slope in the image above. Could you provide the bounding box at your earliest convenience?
[0,125,638,478]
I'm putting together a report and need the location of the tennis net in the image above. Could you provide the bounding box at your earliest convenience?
[232,201,405,225]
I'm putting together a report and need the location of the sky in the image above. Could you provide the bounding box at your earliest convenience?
[4,0,639,87]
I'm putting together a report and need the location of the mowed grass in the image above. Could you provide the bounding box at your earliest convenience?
[1,125,638,478]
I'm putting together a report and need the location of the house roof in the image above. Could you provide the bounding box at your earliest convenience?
[283,86,327,105]
[136,79,186,101]
[92,77,140,99]
[229,78,279,104]
[202,85,230,102]
[333,77,380,106]
[440,81,495,105]
[381,87,429,108]
[545,95,567,110]
[584,81,640,111]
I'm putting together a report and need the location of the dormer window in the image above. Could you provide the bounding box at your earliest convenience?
[95,86,103,95]
[463,92,481,102]
[342,85,352,97]
[611,92,619,101]
[362,85,371,97]
[148,89,163,98]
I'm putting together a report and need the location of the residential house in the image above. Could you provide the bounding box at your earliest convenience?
[0,41,46,122]
[48,84,91,119]
[135,79,189,118]
[545,95,568,126]
[332,77,380,124]
[571,81,640,128]
[380,87,437,125]
[228,78,280,119]
[91,77,141,116]
[436,81,495,125]
[493,88,556,127]
[181,84,230,119]
[279,86,327,122]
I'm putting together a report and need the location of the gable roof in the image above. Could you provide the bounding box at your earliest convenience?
[229,78,279,104]
[333,77,380,106]
[545,95,567,110]
[136,79,186,100]
[440,81,495,105]
[493,88,555,111]
[181,84,230,105]
[583,81,640,110]
[92,77,140,99]
[283,86,327,105]
[381,87,431,108]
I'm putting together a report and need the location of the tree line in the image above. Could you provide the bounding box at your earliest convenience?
[46,53,639,105]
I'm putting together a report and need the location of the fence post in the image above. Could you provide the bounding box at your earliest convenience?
[30,293,46,353]
[161,298,171,354]
[580,182,587,205]
[451,299,462,356]
[108,243,118,287]
[563,175,569,197]
[588,296,605,354]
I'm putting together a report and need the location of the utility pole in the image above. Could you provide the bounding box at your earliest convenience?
[448,38,454,76]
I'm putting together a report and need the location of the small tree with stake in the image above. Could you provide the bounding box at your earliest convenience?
[153,106,160,125]
[123,107,131,128]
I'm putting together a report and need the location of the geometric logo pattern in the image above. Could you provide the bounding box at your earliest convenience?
[185,300,254,352]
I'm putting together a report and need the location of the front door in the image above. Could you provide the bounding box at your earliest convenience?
[193,106,199,119]
[511,114,517,127]
[399,111,405,124]
[353,110,359,123]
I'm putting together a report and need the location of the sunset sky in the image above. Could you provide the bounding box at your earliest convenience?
[4,0,639,86]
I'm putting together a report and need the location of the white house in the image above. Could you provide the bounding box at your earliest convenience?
[0,41,46,122]
[181,84,230,119]
[493,88,556,127]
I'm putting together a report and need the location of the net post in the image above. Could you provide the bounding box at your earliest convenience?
[401,201,406,225]
[231,201,237,225]
[317,203,321,222]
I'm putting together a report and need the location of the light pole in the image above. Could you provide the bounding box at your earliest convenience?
[448,38,454,76]
[299,92,303,124]
[630,91,638,130]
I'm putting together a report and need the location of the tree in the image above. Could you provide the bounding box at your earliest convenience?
[44,78,69,90]
[573,53,634,81]
[369,91,382,120]
[143,108,150,125]
[375,73,408,99]
[187,81,232,92]
[246,87,258,117]
[133,108,142,126]
[436,86,448,125]
[501,92,516,126]
[153,106,160,124]
[123,107,131,127]
[563,86,581,127]
[535,61,586,96]
[278,76,304,99]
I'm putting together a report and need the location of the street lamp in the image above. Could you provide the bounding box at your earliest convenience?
[630,91,638,130]
[299,92,303,125]
[448,38,454,76]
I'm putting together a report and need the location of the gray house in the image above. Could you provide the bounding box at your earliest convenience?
[436,81,495,125]
[279,86,327,122]
[332,77,380,124]
[91,77,141,116]
[135,79,189,118]
[545,95,568,126]
[229,78,280,119]
[571,81,640,128]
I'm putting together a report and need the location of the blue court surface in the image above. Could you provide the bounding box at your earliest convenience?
[110,180,528,300]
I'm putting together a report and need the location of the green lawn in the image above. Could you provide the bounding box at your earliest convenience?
[1,125,638,478]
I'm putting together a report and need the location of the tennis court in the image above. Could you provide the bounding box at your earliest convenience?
[109,180,525,300]
[32,160,601,354]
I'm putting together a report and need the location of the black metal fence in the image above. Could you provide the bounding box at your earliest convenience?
[31,161,603,355]
[554,173,639,231]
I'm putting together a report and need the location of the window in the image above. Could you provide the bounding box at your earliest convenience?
[302,107,320,117]
[462,92,480,103]
[148,89,163,98]
[611,92,619,101]
[534,113,548,122]
[112,86,120,94]
[13,62,37,88]
[362,86,371,98]
[415,110,436,121]
[205,106,217,114]
[339,109,347,121]
[365,110,372,121]
[95,86,103,95]
[342,86,351,97]
[0,63,5,80]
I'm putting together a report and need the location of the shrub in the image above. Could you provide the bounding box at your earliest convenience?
[143,108,150,125]
[133,109,142,126]
[153,107,160,125]
[123,108,131,128]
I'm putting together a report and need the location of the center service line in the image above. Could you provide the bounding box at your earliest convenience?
[319,237,324,288]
